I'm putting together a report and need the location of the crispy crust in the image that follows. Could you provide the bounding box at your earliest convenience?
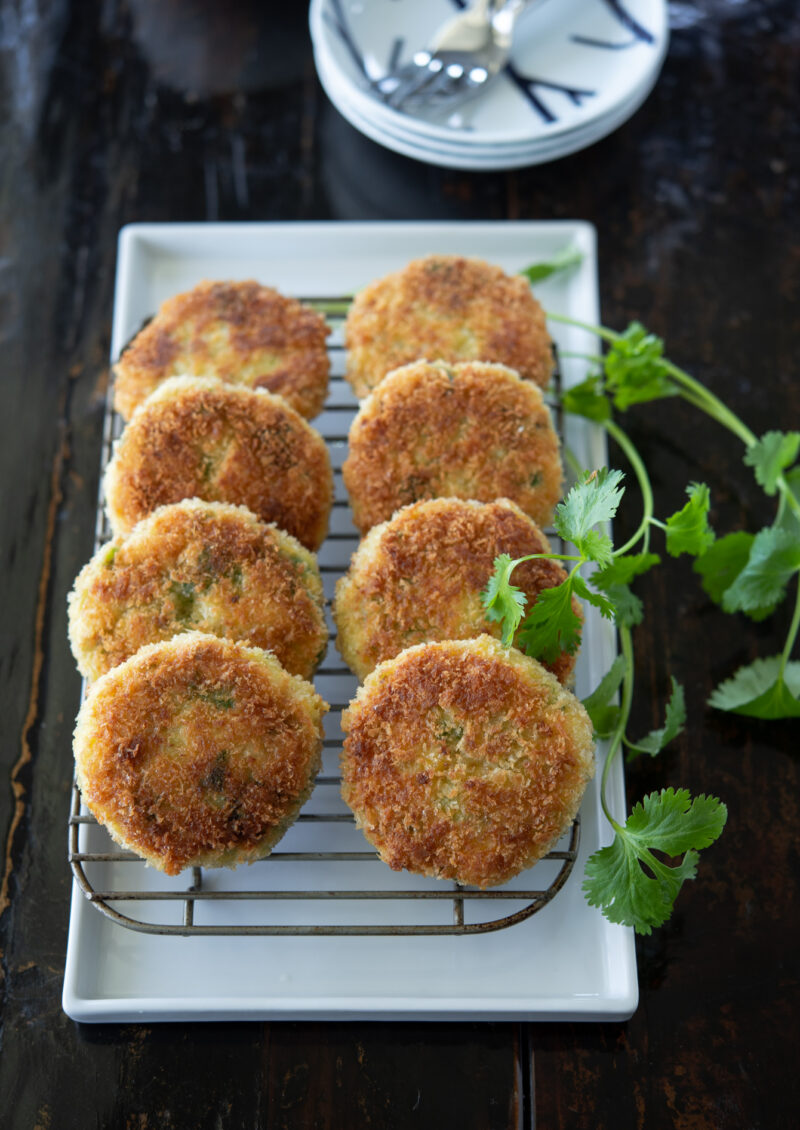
[341,636,594,889]
[342,360,562,535]
[68,500,328,682]
[344,255,553,398]
[114,280,330,420]
[73,633,328,875]
[104,376,333,549]
[334,497,579,685]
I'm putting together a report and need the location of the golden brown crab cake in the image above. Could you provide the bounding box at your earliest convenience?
[113,280,330,421]
[73,632,328,875]
[342,360,562,535]
[344,254,553,398]
[68,500,328,683]
[104,376,333,549]
[341,636,594,889]
[334,497,579,685]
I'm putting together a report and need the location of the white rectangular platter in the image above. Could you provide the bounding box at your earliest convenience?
[62,220,637,1022]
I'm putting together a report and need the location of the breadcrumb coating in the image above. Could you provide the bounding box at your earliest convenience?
[341,636,594,889]
[343,360,562,535]
[104,376,333,549]
[114,280,330,420]
[68,499,328,682]
[334,497,579,684]
[344,254,553,398]
[73,632,328,875]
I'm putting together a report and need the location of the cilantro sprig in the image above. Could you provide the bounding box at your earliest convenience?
[481,469,727,934]
[550,303,800,719]
[583,789,727,934]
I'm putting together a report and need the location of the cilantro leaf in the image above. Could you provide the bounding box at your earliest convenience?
[583,789,727,934]
[520,245,583,283]
[708,655,800,718]
[665,482,715,557]
[602,583,644,628]
[582,655,627,737]
[721,527,800,615]
[777,467,800,537]
[516,579,582,663]
[628,678,686,757]
[572,574,615,620]
[562,375,611,422]
[625,788,727,855]
[591,552,656,627]
[554,468,625,564]
[694,531,778,622]
[593,552,660,589]
[693,531,754,604]
[603,322,680,409]
[743,431,800,495]
[481,554,528,645]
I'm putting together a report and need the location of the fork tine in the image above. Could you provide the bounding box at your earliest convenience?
[372,0,548,121]
[395,64,460,113]
[384,60,443,110]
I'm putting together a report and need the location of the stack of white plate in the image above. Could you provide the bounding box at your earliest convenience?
[310,0,669,171]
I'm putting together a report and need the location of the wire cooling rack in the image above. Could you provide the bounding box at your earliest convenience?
[68,304,580,937]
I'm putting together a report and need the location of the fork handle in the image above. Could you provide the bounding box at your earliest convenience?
[491,0,544,43]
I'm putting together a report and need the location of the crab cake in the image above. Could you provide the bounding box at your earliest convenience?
[343,360,562,535]
[344,254,553,398]
[104,376,333,549]
[73,632,328,875]
[114,280,330,421]
[341,636,594,889]
[334,497,579,685]
[68,500,328,683]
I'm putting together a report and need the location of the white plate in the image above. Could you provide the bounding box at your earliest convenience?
[314,39,664,169]
[62,221,637,1023]
[317,36,660,155]
[311,0,668,147]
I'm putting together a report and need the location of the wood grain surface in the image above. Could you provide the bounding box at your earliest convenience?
[1,1,798,1127]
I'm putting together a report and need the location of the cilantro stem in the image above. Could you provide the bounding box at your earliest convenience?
[559,351,606,366]
[661,361,758,449]
[779,576,800,677]
[546,310,619,345]
[563,444,586,480]
[646,361,800,521]
[308,298,352,318]
[600,625,635,833]
[603,419,654,557]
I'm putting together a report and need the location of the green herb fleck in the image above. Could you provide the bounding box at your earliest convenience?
[169,581,196,623]
[191,685,235,710]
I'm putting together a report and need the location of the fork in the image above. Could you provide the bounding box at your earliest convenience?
[375,0,541,119]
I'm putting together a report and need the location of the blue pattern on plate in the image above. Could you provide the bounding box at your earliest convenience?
[325,0,656,128]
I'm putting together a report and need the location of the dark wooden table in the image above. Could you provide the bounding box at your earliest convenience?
[2,2,798,1126]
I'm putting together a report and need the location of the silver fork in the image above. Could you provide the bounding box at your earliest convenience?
[375,0,541,119]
